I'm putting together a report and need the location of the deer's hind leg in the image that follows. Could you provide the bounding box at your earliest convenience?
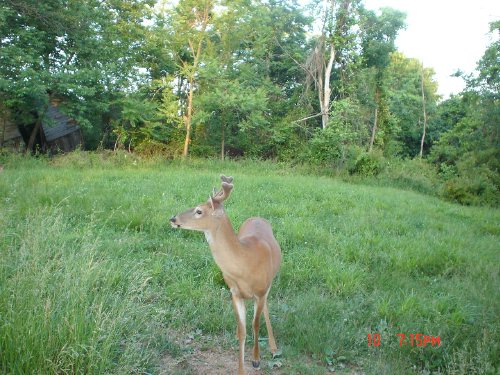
[263,299,278,355]
[252,296,266,368]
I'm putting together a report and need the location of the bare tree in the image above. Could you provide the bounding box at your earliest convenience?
[304,0,352,129]
[368,87,380,152]
[419,63,427,158]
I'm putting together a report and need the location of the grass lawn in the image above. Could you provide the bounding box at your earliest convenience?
[1,152,498,374]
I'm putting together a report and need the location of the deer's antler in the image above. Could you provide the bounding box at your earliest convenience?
[221,175,233,184]
[211,175,234,204]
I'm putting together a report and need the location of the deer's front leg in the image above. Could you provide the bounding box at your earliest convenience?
[231,293,246,375]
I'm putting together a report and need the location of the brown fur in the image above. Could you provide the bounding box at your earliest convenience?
[170,175,281,375]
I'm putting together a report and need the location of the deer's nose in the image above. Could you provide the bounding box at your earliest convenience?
[170,216,177,223]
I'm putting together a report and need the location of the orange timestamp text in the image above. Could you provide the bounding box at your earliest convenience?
[367,333,441,347]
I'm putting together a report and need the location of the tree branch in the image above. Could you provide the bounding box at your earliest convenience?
[292,112,324,123]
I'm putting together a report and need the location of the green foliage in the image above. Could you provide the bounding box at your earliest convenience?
[194,71,270,157]
[360,7,407,70]
[303,99,363,166]
[185,0,310,158]
[306,127,344,165]
[439,148,500,206]
[470,21,499,96]
[385,52,439,157]
[0,0,154,144]
[429,95,467,145]
[348,149,383,176]
[426,24,499,206]
[0,0,497,209]
[111,94,163,151]
[269,111,310,163]
[377,158,439,196]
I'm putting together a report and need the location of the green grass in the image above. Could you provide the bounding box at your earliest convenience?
[1,152,499,374]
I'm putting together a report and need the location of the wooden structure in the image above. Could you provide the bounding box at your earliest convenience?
[0,107,23,150]
[40,103,83,152]
[2,101,83,153]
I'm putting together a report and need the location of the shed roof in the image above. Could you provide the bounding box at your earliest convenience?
[42,105,80,142]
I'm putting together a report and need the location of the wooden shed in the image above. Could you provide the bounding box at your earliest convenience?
[0,107,24,149]
[41,103,83,152]
[10,101,83,153]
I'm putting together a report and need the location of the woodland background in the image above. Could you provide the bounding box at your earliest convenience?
[1,0,498,206]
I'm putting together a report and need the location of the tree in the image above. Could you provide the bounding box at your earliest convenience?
[163,0,214,158]
[185,0,311,159]
[430,21,499,205]
[359,7,406,152]
[384,52,438,157]
[0,0,155,151]
[419,62,428,158]
[305,0,359,129]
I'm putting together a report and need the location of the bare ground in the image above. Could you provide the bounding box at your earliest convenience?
[160,330,286,375]
[160,330,365,375]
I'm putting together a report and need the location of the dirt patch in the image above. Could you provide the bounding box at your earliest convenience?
[160,330,365,374]
[160,331,285,375]
[162,346,261,375]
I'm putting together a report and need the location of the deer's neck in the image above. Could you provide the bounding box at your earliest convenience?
[204,215,245,277]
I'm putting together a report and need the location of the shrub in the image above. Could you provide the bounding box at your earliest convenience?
[441,173,499,207]
[437,149,499,207]
[134,140,179,158]
[305,127,344,165]
[348,150,384,176]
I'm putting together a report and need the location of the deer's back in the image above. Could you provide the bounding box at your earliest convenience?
[238,217,281,278]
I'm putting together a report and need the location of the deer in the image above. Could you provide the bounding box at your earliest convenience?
[170,175,282,375]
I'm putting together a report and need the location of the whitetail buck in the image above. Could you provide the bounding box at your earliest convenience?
[170,175,282,375]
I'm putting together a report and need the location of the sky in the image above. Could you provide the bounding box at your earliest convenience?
[363,0,499,98]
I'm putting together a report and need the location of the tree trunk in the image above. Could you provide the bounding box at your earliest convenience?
[369,87,380,152]
[180,2,211,158]
[304,0,354,129]
[114,134,121,151]
[419,65,427,158]
[183,76,194,157]
[26,118,42,154]
[369,107,378,152]
[0,116,5,148]
[321,42,335,129]
[319,0,337,130]
[221,123,225,161]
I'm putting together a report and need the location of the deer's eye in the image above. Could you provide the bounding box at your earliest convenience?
[195,209,202,215]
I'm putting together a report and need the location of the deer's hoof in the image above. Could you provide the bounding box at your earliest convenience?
[252,360,260,369]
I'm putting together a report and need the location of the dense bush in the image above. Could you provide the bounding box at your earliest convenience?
[430,93,499,207]
[348,150,384,176]
[439,150,499,206]
[134,140,181,159]
[305,126,347,165]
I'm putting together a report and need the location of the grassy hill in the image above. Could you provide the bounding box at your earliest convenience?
[1,152,498,374]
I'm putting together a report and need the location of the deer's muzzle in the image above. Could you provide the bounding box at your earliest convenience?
[170,216,181,228]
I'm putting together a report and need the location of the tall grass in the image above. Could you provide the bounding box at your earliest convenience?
[0,152,498,374]
[0,208,169,373]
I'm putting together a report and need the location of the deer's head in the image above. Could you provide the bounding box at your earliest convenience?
[170,175,234,231]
